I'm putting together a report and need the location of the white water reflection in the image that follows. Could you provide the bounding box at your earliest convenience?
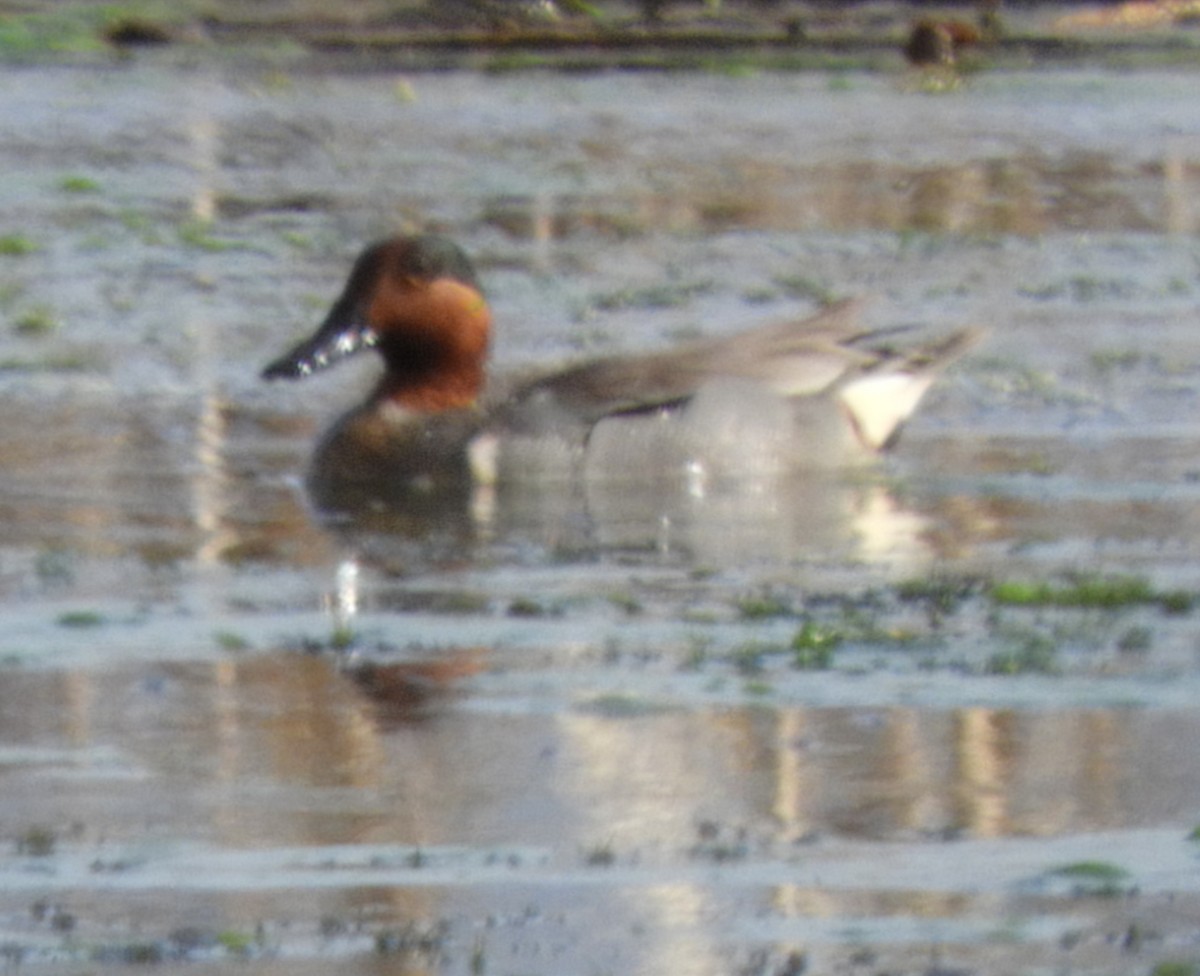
[10,659,1200,850]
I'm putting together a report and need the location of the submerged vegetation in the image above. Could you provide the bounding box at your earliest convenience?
[0,234,39,256]
[832,571,1181,681]
[550,569,1200,690]
[1044,860,1135,898]
[198,568,1199,694]
[790,620,842,670]
[12,304,60,336]
[989,574,1193,613]
[55,610,106,628]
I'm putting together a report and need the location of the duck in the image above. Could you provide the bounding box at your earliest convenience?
[262,234,983,513]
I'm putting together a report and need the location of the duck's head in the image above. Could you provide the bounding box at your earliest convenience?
[262,235,491,411]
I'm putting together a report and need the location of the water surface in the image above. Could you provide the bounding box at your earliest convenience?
[2,63,1200,974]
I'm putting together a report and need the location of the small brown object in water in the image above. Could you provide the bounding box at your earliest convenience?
[102,18,174,47]
[904,18,981,66]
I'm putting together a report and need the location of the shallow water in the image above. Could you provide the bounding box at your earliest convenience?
[3,61,1200,973]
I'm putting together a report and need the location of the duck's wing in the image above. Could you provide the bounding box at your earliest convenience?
[497,297,985,446]
[502,299,873,431]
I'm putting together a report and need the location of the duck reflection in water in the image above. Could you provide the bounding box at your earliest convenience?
[262,235,984,565]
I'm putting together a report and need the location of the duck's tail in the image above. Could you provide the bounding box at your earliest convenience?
[894,324,988,374]
[838,325,986,451]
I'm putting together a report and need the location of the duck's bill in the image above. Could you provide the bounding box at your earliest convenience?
[261,318,377,381]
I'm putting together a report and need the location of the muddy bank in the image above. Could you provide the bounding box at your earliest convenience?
[8,0,1200,71]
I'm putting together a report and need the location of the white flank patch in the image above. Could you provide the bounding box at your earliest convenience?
[838,374,935,450]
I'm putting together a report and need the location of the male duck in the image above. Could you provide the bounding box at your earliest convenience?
[262,234,983,510]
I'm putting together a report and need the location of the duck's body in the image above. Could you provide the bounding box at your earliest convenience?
[262,235,983,511]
